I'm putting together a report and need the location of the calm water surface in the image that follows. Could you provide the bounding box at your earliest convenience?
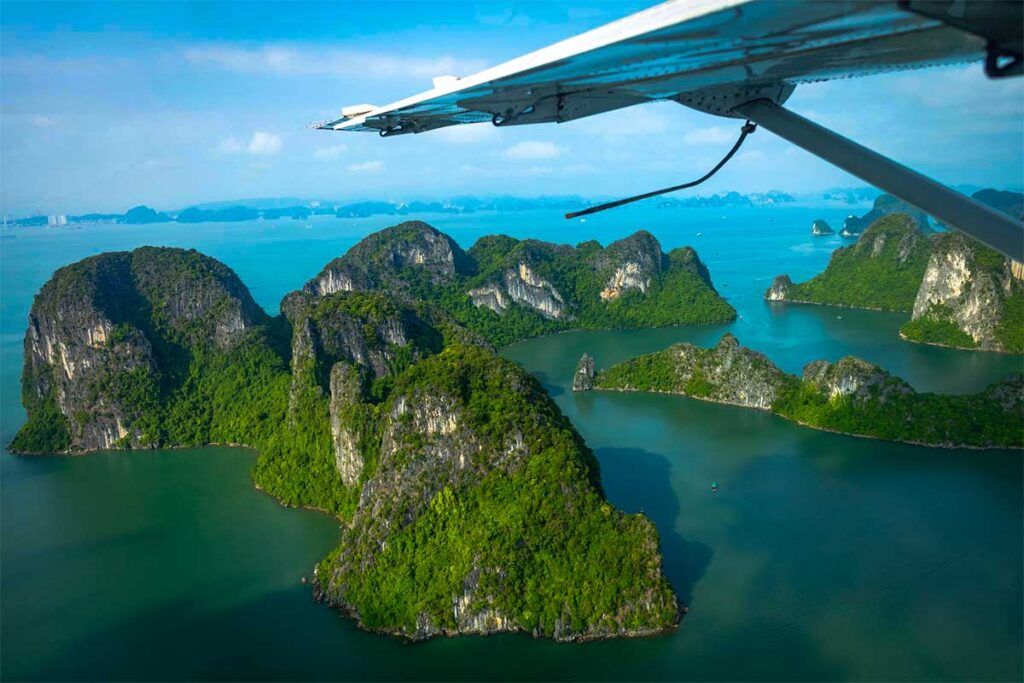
[2,207,1021,680]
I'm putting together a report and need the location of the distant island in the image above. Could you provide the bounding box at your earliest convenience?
[3,190,805,228]
[652,190,795,209]
[768,189,1024,353]
[575,334,1022,449]
[838,194,932,237]
[8,221,746,641]
[810,219,835,236]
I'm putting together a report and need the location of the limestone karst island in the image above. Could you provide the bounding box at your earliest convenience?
[3,1,1023,681]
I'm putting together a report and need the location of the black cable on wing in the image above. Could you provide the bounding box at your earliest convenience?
[564,121,757,220]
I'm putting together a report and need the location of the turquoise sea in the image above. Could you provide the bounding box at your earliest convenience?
[2,206,1021,681]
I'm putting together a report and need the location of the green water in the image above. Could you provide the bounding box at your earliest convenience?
[2,209,1021,680]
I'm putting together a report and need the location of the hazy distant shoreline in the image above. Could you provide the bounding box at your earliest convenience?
[3,189,859,227]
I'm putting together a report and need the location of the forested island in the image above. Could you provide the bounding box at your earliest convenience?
[303,223,734,346]
[11,221,738,641]
[577,334,1022,449]
[767,189,1024,353]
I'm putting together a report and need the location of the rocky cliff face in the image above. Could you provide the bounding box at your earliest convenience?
[328,362,365,486]
[900,189,1024,352]
[859,218,928,265]
[841,194,931,236]
[466,238,573,319]
[801,357,912,404]
[14,248,265,453]
[594,231,664,300]
[130,247,264,348]
[463,230,730,333]
[903,231,1022,351]
[281,290,443,482]
[572,353,595,391]
[765,275,792,301]
[283,290,425,385]
[663,334,791,409]
[315,344,679,641]
[305,221,474,297]
[595,333,791,410]
[465,283,508,315]
[501,262,567,318]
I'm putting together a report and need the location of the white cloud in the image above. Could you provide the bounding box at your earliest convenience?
[247,131,282,155]
[218,131,282,156]
[736,150,765,163]
[313,144,348,160]
[503,140,561,160]
[682,126,734,145]
[184,44,487,79]
[348,160,384,173]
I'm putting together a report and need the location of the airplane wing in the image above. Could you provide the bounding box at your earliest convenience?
[316,0,1010,135]
[313,0,1023,260]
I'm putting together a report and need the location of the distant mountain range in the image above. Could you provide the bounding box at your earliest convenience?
[6,186,1020,227]
[3,191,798,227]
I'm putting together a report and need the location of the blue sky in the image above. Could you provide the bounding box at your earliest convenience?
[2,1,1023,215]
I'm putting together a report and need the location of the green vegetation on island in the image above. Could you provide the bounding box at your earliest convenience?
[768,214,931,311]
[897,201,1024,353]
[176,205,261,223]
[304,223,735,347]
[315,343,677,640]
[839,193,931,236]
[768,189,1024,353]
[899,305,978,349]
[12,233,685,641]
[586,334,1023,449]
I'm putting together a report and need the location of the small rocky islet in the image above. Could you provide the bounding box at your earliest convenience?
[12,221,737,641]
[810,219,835,236]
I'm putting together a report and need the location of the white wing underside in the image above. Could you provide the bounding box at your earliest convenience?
[318,0,986,135]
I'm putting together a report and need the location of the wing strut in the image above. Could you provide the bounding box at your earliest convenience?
[733,99,1023,261]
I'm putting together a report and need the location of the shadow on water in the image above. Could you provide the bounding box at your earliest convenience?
[529,370,564,398]
[595,447,712,607]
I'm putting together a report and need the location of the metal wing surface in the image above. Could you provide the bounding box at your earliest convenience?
[318,0,987,135]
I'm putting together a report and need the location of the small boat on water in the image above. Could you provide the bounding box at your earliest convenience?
[711,481,718,493]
